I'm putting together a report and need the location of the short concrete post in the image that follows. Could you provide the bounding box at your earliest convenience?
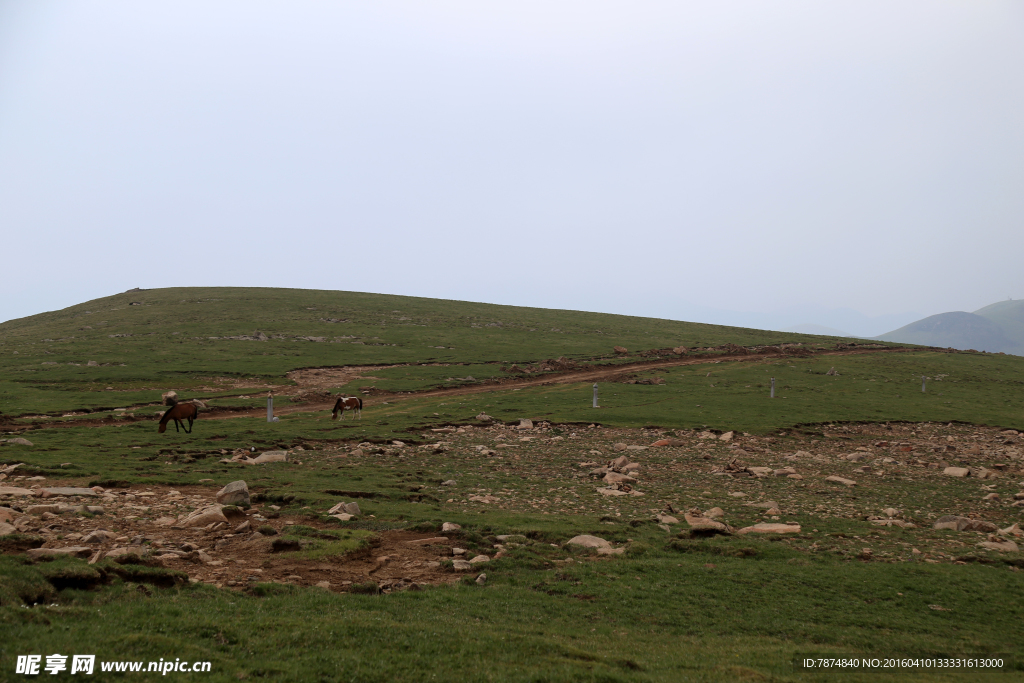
[593,383,599,408]
[267,395,274,422]
[770,377,775,398]
[921,376,927,393]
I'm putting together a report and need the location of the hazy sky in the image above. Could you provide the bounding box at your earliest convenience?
[2,1,1022,336]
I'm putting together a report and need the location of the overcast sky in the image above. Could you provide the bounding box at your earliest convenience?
[1,1,1022,336]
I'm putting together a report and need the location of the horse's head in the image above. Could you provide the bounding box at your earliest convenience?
[158,423,167,433]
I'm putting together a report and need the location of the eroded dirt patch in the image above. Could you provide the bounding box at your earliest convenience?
[1,484,462,593]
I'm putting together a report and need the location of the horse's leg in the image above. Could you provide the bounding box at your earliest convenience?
[185,416,193,433]
[174,419,180,432]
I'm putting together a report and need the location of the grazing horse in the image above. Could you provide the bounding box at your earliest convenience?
[158,401,198,433]
[331,396,362,421]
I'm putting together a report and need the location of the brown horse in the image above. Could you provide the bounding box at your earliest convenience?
[158,401,198,433]
[331,396,362,421]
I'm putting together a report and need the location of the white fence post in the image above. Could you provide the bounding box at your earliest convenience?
[267,394,274,422]
[770,377,775,398]
[593,383,599,408]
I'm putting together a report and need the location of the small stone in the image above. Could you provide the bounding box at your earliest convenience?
[825,476,857,487]
[979,540,1019,552]
[603,472,637,485]
[566,535,611,549]
[216,480,250,507]
[468,555,490,564]
[181,506,228,528]
[612,443,627,452]
[704,507,725,519]
[247,451,288,465]
[655,514,678,524]
[728,492,747,498]
[40,487,97,497]
[475,573,487,585]
[26,504,62,516]
[82,530,117,544]
[982,493,1000,501]
[943,467,970,478]
[5,438,33,446]
[517,419,533,430]
[718,431,734,442]
[441,522,461,532]
[316,581,332,590]
[452,560,472,571]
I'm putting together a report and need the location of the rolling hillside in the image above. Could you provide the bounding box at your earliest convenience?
[876,299,1024,355]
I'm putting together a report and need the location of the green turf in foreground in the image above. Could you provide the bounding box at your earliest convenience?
[2,541,1022,683]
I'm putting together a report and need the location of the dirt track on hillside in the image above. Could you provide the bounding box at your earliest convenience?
[8,347,913,430]
[205,347,911,421]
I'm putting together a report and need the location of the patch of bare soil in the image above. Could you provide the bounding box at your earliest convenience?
[285,366,395,397]
[1,484,461,593]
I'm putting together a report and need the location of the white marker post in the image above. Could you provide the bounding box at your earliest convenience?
[267,394,274,422]
[770,377,775,398]
[593,383,599,408]
[921,376,927,393]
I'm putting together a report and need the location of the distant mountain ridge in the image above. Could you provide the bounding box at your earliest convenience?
[876,300,1024,355]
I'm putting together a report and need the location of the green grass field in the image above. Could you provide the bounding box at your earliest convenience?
[2,288,1023,682]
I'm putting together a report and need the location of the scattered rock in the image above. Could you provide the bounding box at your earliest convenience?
[468,555,490,564]
[612,443,627,452]
[180,505,228,528]
[719,431,734,442]
[216,480,250,507]
[566,535,611,549]
[441,522,461,532]
[475,413,492,423]
[613,346,628,354]
[704,507,725,519]
[517,419,533,430]
[655,514,678,524]
[943,467,970,478]
[247,451,288,465]
[603,472,637,485]
[452,560,472,571]
[683,513,733,535]
[82,530,118,544]
[475,573,487,585]
[650,438,685,447]
[162,391,178,406]
[26,504,62,516]
[932,515,998,532]
[0,522,16,535]
[979,540,1019,553]
[825,476,857,487]
[3,438,33,446]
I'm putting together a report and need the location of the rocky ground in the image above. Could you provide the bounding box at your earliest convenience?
[2,421,1022,595]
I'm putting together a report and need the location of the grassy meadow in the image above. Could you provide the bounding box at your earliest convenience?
[2,288,1023,682]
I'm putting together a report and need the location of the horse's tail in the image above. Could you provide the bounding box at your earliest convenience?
[357,397,363,411]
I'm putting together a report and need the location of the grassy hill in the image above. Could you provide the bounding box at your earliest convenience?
[3,287,1024,682]
[0,286,858,416]
[877,300,1024,355]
